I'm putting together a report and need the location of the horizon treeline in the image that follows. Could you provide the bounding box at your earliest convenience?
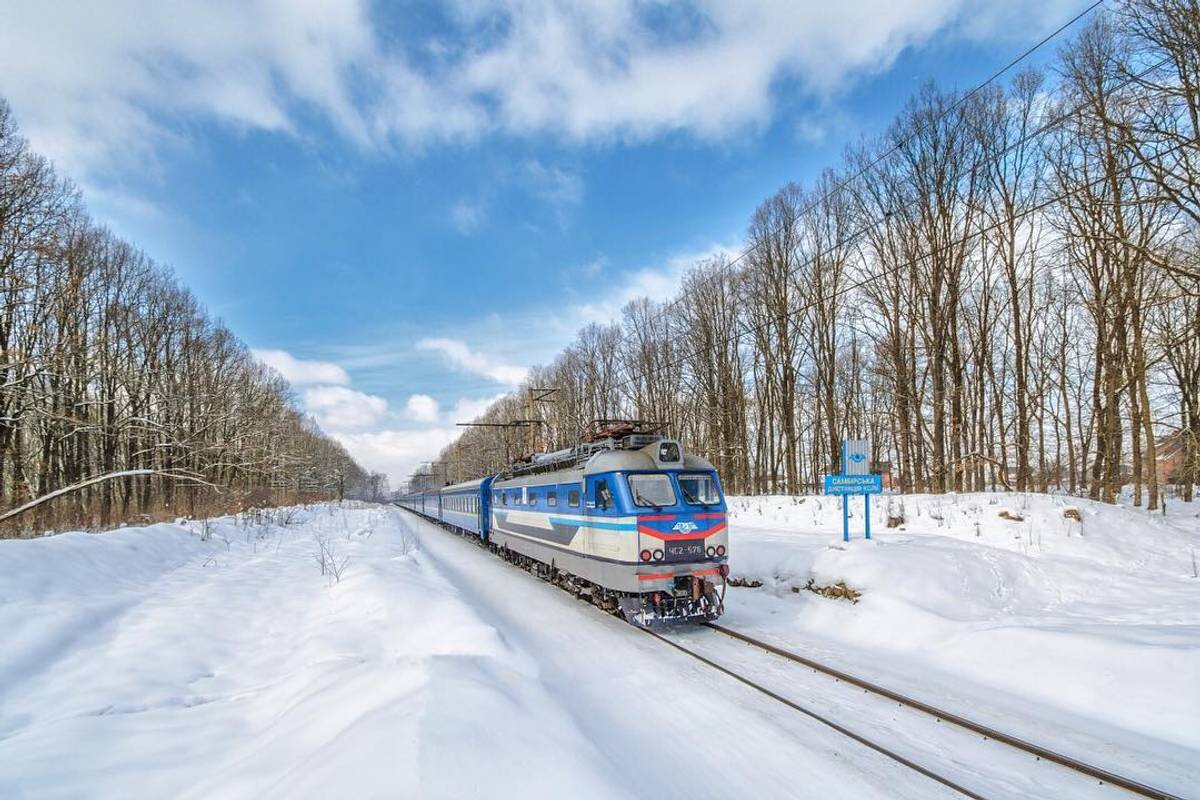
[430,0,1199,507]
[0,102,371,536]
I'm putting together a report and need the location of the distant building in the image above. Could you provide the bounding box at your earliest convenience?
[1156,432,1190,486]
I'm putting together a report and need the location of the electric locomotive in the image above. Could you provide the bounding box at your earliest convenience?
[397,421,728,626]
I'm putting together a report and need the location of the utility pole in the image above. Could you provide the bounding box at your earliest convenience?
[523,387,557,454]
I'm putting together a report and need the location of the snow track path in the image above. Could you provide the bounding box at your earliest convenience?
[406,510,960,799]
[1,505,947,799]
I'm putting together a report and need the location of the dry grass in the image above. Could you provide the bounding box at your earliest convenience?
[800,578,862,604]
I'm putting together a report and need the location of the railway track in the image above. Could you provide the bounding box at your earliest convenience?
[401,509,1185,799]
[646,625,1185,800]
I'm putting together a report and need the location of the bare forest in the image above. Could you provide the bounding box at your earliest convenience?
[429,2,1200,508]
[0,105,371,536]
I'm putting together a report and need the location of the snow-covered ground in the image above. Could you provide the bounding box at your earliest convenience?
[1,495,1195,798]
[722,491,1200,794]
[1,503,958,799]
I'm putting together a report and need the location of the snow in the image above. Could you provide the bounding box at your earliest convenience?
[722,491,1200,795]
[0,503,953,799]
[1,494,1195,798]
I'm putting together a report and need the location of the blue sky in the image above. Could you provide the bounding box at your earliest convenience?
[0,0,1094,483]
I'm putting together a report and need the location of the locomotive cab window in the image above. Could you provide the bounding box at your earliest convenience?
[627,473,677,508]
[680,474,721,505]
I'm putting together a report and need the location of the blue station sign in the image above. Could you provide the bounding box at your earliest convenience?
[824,474,883,495]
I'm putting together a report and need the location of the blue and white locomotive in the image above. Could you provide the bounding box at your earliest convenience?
[397,423,728,626]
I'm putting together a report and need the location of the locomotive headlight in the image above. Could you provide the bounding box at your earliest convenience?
[640,549,652,562]
[716,545,726,557]
[652,549,664,562]
[658,441,681,463]
[706,546,715,557]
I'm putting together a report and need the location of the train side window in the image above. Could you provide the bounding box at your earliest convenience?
[547,490,557,507]
[568,489,580,507]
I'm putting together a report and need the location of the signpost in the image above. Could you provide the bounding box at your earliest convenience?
[824,439,882,542]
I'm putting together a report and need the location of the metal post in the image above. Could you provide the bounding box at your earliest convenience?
[864,493,871,540]
[841,440,849,543]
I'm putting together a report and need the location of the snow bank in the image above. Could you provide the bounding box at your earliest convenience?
[0,505,624,798]
[722,491,1200,778]
[3,496,1195,796]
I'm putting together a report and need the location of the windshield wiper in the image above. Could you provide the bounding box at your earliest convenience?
[682,488,715,507]
[633,490,662,509]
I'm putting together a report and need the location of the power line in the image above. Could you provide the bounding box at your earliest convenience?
[524,0,1125,405]
[615,134,1193,399]
[597,47,1176,398]
[437,1,1155,474]
[599,0,1109,333]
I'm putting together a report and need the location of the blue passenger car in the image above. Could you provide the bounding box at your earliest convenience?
[433,475,494,538]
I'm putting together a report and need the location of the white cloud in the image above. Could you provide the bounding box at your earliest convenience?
[332,427,463,489]
[571,242,739,325]
[0,1,376,184]
[417,337,530,387]
[523,159,583,211]
[253,349,351,386]
[331,390,507,484]
[450,198,485,234]
[442,393,509,427]
[303,385,389,431]
[0,0,1082,186]
[249,344,507,484]
[404,393,441,423]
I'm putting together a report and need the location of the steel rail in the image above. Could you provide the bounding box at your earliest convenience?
[398,505,1182,800]
[705,623,1185,800]
[643,627,989,799]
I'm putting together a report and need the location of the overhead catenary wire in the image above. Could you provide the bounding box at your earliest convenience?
[440,1,1171,478]
[540,1,1153,405]
[439,119,1184,483]
[602,53,1179,400]
[589,0,1110,339]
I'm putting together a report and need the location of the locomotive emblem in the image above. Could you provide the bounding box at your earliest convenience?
[672,521,699,533]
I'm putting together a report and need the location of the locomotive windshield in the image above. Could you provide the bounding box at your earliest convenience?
[627,473,677,507]
[679,473,721,505]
